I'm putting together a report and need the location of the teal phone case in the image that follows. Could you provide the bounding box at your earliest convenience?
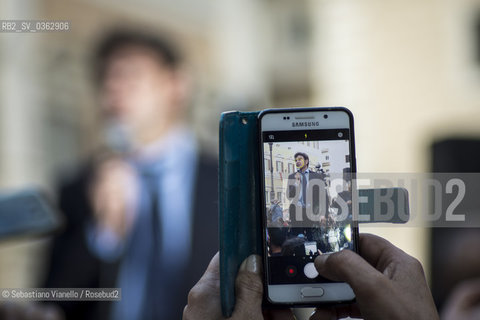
[218,110,409,317]
[219,111,263,317]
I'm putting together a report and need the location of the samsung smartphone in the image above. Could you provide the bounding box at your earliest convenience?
[259,107,358,305]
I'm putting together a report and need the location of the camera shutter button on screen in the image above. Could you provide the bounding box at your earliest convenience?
[303,262,319,279]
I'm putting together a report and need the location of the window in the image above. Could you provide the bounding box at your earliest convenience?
[288,163,294,173]
[277,192,282,202]
[276,161,283,172]
[265,159,271,171]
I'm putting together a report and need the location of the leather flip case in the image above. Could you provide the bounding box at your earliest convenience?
[218,111,409,317]
[219,111,263,317]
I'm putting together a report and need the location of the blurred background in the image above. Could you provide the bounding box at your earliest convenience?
[2,0,480,317]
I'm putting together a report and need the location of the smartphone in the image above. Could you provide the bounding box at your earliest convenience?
[0,188,62,240]
[259,107,359,305]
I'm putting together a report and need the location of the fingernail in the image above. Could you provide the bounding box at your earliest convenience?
[240,254,262,274]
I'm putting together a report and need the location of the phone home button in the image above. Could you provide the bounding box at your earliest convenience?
[301,287,324,298]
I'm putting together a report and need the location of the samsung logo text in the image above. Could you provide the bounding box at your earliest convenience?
[292,121,320,127]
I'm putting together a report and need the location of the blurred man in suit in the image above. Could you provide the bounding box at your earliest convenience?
[45,30,218,320]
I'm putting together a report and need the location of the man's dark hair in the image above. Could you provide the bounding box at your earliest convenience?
[269,228,287,247]
[294,152,309,162]
[281,237,305,256]
[93,29,181,83]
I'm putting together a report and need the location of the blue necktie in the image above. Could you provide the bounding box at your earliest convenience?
[111,165,161,320]
[301,172,308,207]
[143,169,163,319]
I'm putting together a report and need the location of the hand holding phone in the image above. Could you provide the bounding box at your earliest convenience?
[184,253,295,320]
[185,234,438,320]
[311,234,439,320]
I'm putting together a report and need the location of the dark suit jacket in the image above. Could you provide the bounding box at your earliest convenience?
[286,170,329,226]
[44,154,218,320]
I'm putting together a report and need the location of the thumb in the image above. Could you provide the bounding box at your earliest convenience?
[314,249,382,291]
[232,255,264,319]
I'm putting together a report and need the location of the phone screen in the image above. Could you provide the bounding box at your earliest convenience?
[262,128,354,285]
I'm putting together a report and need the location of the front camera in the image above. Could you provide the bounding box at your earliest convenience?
[323,114,328,119]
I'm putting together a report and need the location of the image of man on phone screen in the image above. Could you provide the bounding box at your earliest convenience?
[286,151,329,227]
